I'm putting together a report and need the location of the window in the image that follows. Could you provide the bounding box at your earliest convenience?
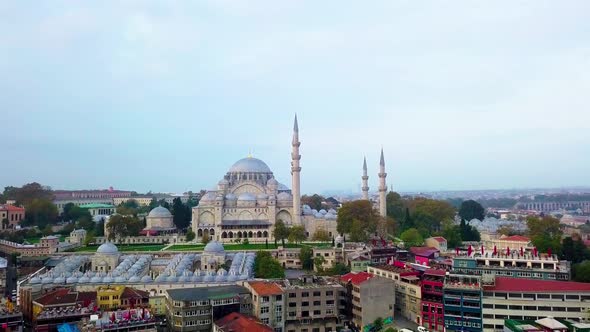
[262,296,270,303]
[313,301,321,306]
[288,302,296,307]
[495,304,507,309]
[275,295,282,301]
[261,307,270,314]
[302,292,309,297]
[326,291,333,296]
[289,293,296,298]
[313,291,321,297]
[302,301,309,307]
[313,310,321,315]
[262,318,270,324]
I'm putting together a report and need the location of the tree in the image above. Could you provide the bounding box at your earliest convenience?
[300,247,314,270]
[349,219,368,242]
[96,219,105,237]
[386,191,405,222]
[409,198,455,234]
[273,220,290,247]
[185,229,196,242]
[42,224,53,236]
[373,317,384,332]
[314,255,326,272]
[3,182,53,206]
[561,237,590,264]
[337,200,379,238]
[77,215,95,232]
[253,251,285,278]
[288,225,306,244]
[311,229,331,242]
[384,328,397,332]
[400,228,423,247]
[105,215,143,241]
[440,219,462,248]
[24,198,58,228]
[1,218,9,230]
[148,198,159,210]
[301,194,325,210]
[84,231,96,246]
[460,219,481,242]
[527,216,563,254]
[573,260,590,282]
[172,197,191,229]
[202,232,211,244]
[458,200,485,221]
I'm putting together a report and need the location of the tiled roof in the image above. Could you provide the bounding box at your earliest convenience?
[340,272,374,285]
[121,287,149,300]
[0,204,24,212]
[489,277,590,292]
[410,246,439,257]
[34,289,96,307]
[432,236,447,243]
[215,312,273,332]
[501,235,531,242]
[248,281,283,296]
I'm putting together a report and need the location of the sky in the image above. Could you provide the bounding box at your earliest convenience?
[1,1,589,195]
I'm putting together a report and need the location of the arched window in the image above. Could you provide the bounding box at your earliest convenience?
[198,229,203,237]
[257,231,262,238]
[237,231,242,238]
[248,231,253,238]
[229,231,234,238]
[222,232,227,239]
[263,231,268,238]
[209,229,215,236]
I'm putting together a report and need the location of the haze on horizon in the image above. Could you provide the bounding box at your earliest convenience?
[1,1,589,195]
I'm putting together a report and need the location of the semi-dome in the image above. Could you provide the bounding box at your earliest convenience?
[229,157,272,173]
[97,242,119,254]
[238,193,256,201]
[277,192,292,201]
[204,241,225,254]
[148,206,172,218]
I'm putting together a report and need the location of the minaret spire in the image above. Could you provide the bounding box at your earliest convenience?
[378,148,387,217]
[361,157,369,200]
[291,114,302,224]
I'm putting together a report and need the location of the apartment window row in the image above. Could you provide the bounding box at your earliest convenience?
[184,319,210,326]
[484,292,588,301]
[483,304,583,312]
[211,298,239,306]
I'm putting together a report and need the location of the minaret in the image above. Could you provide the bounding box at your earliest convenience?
[378,148,387,217]
[361,157,369,200]
[291,114,302,224]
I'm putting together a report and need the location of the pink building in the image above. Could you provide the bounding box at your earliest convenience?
[0,204,25,229]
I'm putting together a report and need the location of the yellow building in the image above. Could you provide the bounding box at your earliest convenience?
[149,295,166,316]
[97,286,125,310]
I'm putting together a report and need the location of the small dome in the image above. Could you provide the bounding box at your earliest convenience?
[115,276,126,283]
[78,275,90,283]
[257,193,268,200]
[129,275,141,283]
[267,178,278,186]
[90,276,102,283]
[229,157,272,173]
[225,193,237,200]
[218,179,229,186]
[200,192,216,202]
[103,276,114,283]
[328,208,337,214]
[314,212,323,218]
[319,209,327,215]
[66,276,78,284]
[141,275,152,283]
[148,206,172,218]
[30,276,41,284]
[204,241,225,254]
[303,205,311,210]
[238,193,256,201]
[97,242,119,254]
[277,192,292,201]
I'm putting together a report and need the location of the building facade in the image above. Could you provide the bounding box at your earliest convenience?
[0,204,25,229]
[443,274,483,332]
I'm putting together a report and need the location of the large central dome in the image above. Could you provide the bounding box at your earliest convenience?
[229,157,272,173]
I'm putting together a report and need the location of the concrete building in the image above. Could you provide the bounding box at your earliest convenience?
[275,248,303,269]
[452,251,570,280]
[54,198,114,214]
[165,285,252,332]
[0,204,25,229]
[340,272,395,330]
[425,237,448,252]
[31,288,98,331]
[140,205,177,235]
[283,275,345,332]
[443,274,483,332]
[68,229,87,246]
[79,203,115,218]
[313,247,342,272]
[245,281,285,332]
[96,285,149,310]
[53,189,133,200]
[421,269,446,332]
[481,277,590,331]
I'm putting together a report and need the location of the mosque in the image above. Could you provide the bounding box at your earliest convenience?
[191,115,388,243]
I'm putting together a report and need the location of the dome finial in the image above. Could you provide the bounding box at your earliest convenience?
[247,149,253,158]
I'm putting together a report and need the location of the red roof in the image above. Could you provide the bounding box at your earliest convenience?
[340,272,374,285]
[34,289,96,306]
[0,204,25,212]
[489,277,590,292]
[410,246,440,257]
[248,281,283,296]
[215,312,273,332]
[432,236,447,243]
[121,287,149,300]
[501,235,531,242]
[424,269,447,276]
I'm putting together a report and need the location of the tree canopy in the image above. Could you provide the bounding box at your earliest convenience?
[311,229,331,242]
[301,194,325,211]
[400,228,423,247]
[172,197,191,229]
[572,260,590,282]
[300,247,313,270]
[253,251,285,279]
[337,200,379,240]
[288,225,307,244]
[527,216,563,254]
[273,220,290,247]
[106,215,143,241]
[3,182,53,206]
[24,198,58,228]
[458,200,485,221]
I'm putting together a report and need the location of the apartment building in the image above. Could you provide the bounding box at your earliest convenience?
[283,275,345,332]
[340,272,396,330]
[165,285,252,332]
[421,269,446,332]
[443,274,483,332]
[214,312,273,332]
[313,247,342,272]
[276,248,302,269]
[246,281,286,332]
[481,277,590,332]
[453,253,570,280]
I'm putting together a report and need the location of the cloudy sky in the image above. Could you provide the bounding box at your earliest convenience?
[1,1,589,194]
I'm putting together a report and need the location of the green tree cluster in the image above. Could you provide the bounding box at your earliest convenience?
[561,236,590,263]
[336,200,379,242]
[527,216,563,255]
[25,198,59,228]
[171,197,191,229]
[400,228,423,247]
[311,229,331,242]
[300,247,314,270]
[253,251,285,278]
[458,200,485,221]
[288,225,307,244]
[572,260,590,282]
[185,228,196,242]
[106,215,143,241]
[301,194,325,211]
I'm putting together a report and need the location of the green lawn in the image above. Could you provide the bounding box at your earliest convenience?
[73,244,166,252]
